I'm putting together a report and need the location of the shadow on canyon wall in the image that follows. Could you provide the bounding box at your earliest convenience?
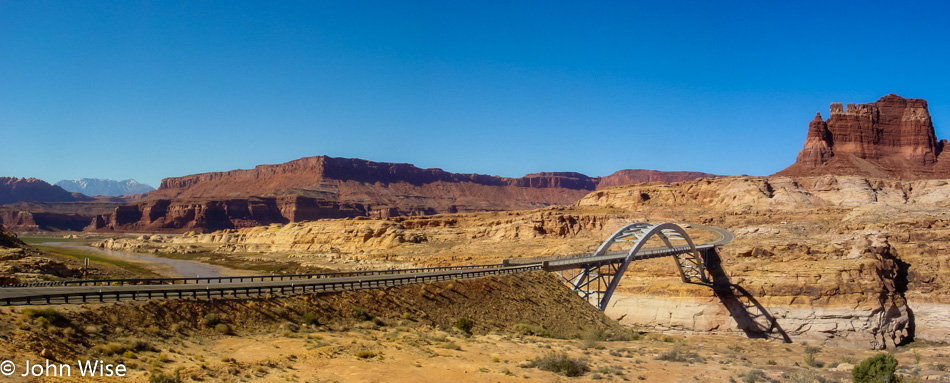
[704,248,792,343]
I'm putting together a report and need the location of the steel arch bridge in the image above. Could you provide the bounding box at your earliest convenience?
[530,222,719,311]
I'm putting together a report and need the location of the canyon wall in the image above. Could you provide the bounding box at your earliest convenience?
[88,156,717,233]
[96,175,950,349]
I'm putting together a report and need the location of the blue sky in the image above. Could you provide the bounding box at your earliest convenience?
[2,1,949,188]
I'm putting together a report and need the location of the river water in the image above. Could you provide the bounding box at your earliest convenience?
[45,242,228,279]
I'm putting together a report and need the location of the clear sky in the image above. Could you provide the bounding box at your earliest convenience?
[2,1,949,188]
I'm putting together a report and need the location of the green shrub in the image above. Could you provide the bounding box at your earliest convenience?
[529,353,589,377]
[439,341,461,350]
[21,308,67,327]
[201,313,219,327]
[852,353,899,383]
[352,308,373,321]
[301,313,319,326]
[149,369,181,383]
[514,323,551,338]
[804,346,823,368]
[214,323,232,335]
[655,345,704,363]
[455,318,475,335]
[579,325,606,349]
[742,369,766,383]
[786,369,825,383]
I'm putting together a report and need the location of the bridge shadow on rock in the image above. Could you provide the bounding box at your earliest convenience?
[704,248,792,343]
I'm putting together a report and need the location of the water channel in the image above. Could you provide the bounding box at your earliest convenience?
[44,242,229,280]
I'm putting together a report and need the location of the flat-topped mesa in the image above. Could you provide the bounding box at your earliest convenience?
[776,94,949,179]
[154,156,599,200]
[86,155,720,233]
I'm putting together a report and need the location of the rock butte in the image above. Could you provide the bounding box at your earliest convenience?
[776,94,950,179]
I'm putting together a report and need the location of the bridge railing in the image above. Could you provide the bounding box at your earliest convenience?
[1,263,505,288]
[505,244,716,266]
[1,264,543,306]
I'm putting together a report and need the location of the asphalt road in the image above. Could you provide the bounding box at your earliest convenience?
[1,223,734,306]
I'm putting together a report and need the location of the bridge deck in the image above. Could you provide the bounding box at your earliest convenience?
[0,223,732,306]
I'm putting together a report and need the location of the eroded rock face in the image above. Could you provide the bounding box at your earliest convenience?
[88,156,718,233]
[93,209,627,258]
[596,169,720,189]
[0,177,87,205]
[777,94,950,179]
[0,225,24,249]
[92,175,950,349]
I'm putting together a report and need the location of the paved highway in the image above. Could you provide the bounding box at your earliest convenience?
[0,265,540,305]
[0,224,733,306]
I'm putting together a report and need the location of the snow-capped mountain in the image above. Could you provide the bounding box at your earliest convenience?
[54,178,155,196]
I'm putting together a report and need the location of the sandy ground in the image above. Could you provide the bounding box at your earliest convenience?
[24,325,948,383]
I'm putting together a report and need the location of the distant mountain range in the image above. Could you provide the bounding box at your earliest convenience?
[55,178,155,196]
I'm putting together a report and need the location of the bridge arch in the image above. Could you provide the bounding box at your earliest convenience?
[559,222,711,311]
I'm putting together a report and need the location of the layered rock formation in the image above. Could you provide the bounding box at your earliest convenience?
[97,175,950,349]
[596,169,719,189]
[88,156,718,233]
[0,225,24,249]
[0,225,84,285]
[776,94,950,179]
[0,178,110,231]
[0,200,129,232]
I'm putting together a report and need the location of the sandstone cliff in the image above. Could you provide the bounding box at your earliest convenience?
[597,169,719,189]
[97,175,950,349]
[0,200,129,232]
[0,178,113,231]
[88,156,718,233]
[776,94,950,179]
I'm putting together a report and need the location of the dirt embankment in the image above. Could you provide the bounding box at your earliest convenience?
[1,271,625,380]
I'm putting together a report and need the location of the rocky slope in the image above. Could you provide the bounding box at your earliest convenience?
[86,156,717,233]
[0,177,89,205]
[0,178,114,231]
[597,169,719,188]
[776,94,950,179]
[55,178,155,196]
[97,175,950,349]
[0,224,24,249]
[577,176,948,349]
[0,200,130,232]
[0,225,85,285]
